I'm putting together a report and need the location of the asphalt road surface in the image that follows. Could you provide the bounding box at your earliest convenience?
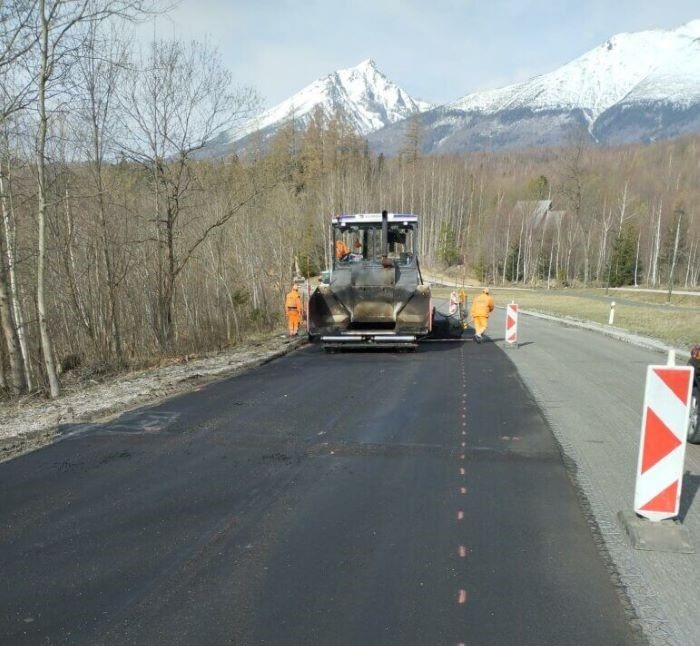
[1,339,641,645]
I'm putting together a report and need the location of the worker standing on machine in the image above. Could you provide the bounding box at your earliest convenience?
[470,287,495,343]
[335,239,350,259]
[285,284,304,336]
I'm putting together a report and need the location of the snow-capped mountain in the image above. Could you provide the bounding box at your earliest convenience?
[206,59,431,156]
[369,20,700,154]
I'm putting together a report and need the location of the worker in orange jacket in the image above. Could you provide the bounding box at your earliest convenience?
[284,284,304,336]
[335,239,350,259]
[458,288,467,320]
[470,287,495,343]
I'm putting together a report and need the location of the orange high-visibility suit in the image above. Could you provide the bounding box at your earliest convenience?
[458,288,467,318]
[470,289,495,337]
[285,286,304,336]
[335,239,350,259]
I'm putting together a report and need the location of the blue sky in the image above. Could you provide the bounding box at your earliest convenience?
[153,1,700,109]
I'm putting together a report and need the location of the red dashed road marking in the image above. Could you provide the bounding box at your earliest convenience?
[458,545,467,557]
[458,589,468,604]
[460,467,466,475]
[457,510,464,520]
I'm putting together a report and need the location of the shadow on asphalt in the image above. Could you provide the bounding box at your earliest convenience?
[679,471,700,522]
[417,339,470,352]
[307,341,466,354]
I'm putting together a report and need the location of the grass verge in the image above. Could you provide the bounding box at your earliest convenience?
[432,286,699,349]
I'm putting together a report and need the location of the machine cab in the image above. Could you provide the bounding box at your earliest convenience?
[332,213,418,269]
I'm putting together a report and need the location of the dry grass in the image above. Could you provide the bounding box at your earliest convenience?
[603,289,700,307]
[432,285,699,348]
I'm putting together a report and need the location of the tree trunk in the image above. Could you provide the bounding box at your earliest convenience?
[685,238,696,288]
[667,212,682,302]
[0,251,25,394]
[515,218,524,283]
[92,128,123,361]
[501,212,510,285]
[37,0,60,398]
[0,162,32,389]
[0,340,6,390]
[547,241,554,289]
[651,201,662,287]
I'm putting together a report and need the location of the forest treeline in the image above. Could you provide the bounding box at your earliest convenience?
[1,1,699,398]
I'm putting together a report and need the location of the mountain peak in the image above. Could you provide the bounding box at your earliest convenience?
[677,18,700,38]
[355,58,377,71]
[216,58,428,153]
[449,18,700,120]
[368,18,700,155]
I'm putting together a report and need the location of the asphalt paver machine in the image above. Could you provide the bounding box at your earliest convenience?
[308,211,432,350]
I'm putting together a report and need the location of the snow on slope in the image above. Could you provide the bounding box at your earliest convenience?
[621,22,700,107]
[231,59,431,143]
[449,20,700,122]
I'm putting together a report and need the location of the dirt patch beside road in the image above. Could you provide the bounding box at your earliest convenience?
[0,335,305,462]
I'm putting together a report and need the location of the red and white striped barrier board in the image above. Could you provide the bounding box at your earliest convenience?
[634,365,694,522]
[505,303,518,345]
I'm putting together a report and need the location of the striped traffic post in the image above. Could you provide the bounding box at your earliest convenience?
[505,302,518,348]
[633,359,694,522]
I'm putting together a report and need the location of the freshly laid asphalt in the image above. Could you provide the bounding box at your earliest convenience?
[1,338,642,645]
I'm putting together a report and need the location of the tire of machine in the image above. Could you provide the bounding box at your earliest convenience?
[688,387,700,444]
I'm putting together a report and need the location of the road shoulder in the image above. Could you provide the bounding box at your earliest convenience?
[498,308,699,646]
[0,335,305,462]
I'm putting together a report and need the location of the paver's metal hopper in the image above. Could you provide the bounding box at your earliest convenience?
[308,211,431,350]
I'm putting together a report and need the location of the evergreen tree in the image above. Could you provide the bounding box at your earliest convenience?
[525,175,550,200]
[609,224,639,287]
[437,223,460,266]
[401,113,423,164]
[504,243,523,282]
[472,254,488,282]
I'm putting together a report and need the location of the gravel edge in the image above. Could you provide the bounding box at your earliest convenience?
[0,336,307,462]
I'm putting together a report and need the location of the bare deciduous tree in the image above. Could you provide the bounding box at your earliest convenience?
[118,37,259,348]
